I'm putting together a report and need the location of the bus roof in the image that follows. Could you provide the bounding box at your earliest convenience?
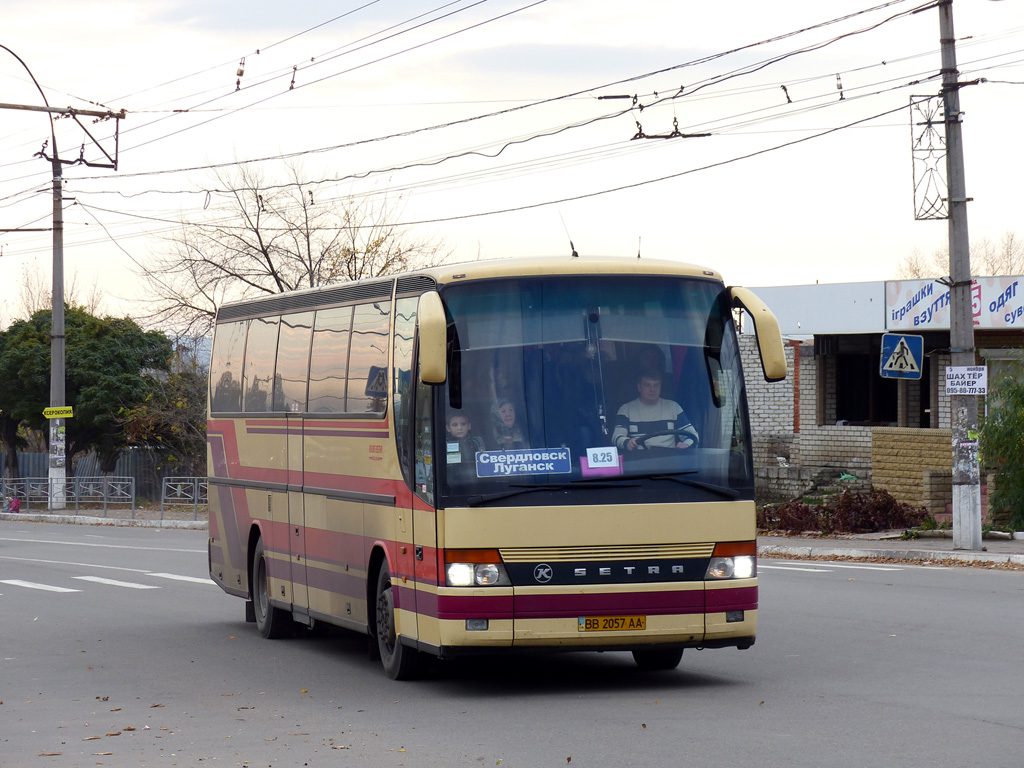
[215,255,724,320]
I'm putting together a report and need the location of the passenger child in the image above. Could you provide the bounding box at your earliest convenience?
[446,413,484,468]
[489,398,529,450]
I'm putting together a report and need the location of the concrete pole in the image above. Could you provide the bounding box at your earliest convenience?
[50,153,67,509]
[939,0,982,549]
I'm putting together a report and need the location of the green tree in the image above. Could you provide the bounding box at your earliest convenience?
[980,366,1024,530]
[0,328,28,478]
[120,345,207,477]
[0,307,172,474]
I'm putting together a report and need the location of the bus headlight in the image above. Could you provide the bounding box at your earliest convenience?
[705,555,755,580]
[445,550,508,586]
[704,542,756,580]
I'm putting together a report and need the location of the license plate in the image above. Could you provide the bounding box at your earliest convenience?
[578,615,646,632]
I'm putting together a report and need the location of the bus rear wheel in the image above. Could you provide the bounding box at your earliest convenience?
[632,647,683,670]
[374,562,422,680]
[252,538,292,639]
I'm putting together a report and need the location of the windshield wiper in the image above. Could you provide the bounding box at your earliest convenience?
[465,481,639,507]
[629,472,741,500]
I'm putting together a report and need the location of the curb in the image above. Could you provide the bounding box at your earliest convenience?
[0,511,208,530]
[759,542,1024,567]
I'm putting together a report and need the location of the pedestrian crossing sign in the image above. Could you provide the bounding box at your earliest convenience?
[880,333,923,380]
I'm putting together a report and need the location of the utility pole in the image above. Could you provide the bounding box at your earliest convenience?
[938,0,983,550]
[0,46,124,510]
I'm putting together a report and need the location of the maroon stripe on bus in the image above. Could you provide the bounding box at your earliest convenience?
[305,564,366,598]
[705,585,758,612]
[433,592,515,620]
[515,589,705,618]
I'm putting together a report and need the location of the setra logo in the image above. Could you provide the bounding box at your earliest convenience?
[533,563,554,583]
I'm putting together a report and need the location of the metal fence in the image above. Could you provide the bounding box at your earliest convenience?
[1,476,136,517]
[160,476,208,520]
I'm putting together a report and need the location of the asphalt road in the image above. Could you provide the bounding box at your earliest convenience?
[2,522,1022,767]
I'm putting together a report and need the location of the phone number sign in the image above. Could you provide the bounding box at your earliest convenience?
[945,366,987,395]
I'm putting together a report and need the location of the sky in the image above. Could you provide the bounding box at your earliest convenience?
[1,0,1023,327]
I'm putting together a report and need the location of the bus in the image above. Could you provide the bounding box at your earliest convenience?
[207,255,786,679]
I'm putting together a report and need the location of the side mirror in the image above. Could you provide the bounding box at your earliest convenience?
[729,286,787,382]
[417,291,447,384]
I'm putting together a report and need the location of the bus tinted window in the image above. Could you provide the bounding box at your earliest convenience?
[307,305,353,414]
[273,311,313,412]
[347,301,391,415]
[438,275,752,503]
[393,297,417,484]
[210,320,247,413]
[243,316,280,413]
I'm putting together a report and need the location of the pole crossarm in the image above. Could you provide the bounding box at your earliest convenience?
[0,101,125,119]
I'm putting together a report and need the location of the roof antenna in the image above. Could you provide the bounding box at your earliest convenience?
[637,236,641,259]
[559,212,579,257]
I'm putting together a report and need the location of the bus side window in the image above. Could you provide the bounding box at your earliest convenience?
[210,320,247,413]
[414,373,434,506]
[393,297,417,488]
[347,301,391,414]
[273,311,313,412]
[307,306,353,413]
[242,316,280,413]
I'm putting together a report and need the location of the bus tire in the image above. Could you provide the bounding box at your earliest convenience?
[374,562,421,680]
[632,647,683,670]
[252,538,292,639]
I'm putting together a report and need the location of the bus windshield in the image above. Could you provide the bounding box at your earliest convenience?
[435,275,753,506]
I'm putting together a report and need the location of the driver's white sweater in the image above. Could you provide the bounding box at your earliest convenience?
[612,398,697,451]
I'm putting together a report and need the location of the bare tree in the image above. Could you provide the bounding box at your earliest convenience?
[16,262,103,319]
[974,231,1024,276]
[138,163,450,337]
[894,230,1024,280]
[894,247,943,279]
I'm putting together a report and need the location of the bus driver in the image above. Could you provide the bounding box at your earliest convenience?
[613,370,698,452]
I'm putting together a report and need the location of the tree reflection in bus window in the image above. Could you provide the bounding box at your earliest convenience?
[307,305,353,413]
[347,301,391,414]
[243,316,280,413]
[272,311,313,412]
[210,320,247,413]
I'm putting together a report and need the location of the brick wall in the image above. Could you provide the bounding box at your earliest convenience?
[743,336,875,500]
[741,335,795,435]
[871,427,952,512]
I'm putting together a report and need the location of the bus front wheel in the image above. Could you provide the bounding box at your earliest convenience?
[252,538,291,639]
[374,562,422,680]
[632,647,683,670]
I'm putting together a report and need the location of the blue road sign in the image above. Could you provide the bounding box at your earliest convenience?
[880,333,924,380]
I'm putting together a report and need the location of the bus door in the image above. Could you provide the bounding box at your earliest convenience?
[287,410,309,615]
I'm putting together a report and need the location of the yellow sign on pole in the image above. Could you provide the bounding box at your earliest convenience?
[43,406,74,419]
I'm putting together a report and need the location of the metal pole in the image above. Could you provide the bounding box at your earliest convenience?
[939,0,982,550]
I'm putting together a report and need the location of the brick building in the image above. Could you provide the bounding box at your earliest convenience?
[740,276,1023,518]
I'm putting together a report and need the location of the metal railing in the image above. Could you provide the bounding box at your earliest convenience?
[1,476,136,517]
[160,476,208,520]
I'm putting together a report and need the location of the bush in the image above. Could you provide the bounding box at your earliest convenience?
[980,369,1024,530]
[758,488,928,535]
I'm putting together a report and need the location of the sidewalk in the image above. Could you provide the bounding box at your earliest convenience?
[2,510,1022,567]
[0,508,207,529]
[759,531,1024,568]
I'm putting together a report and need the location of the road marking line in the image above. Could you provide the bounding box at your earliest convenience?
[814,563,903,571]
[0,536,204,554]
[73,576,160,589]
[148,572,215,584]
[0,555,151,573]
[759,565,832,572]
[0,579,80,593]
